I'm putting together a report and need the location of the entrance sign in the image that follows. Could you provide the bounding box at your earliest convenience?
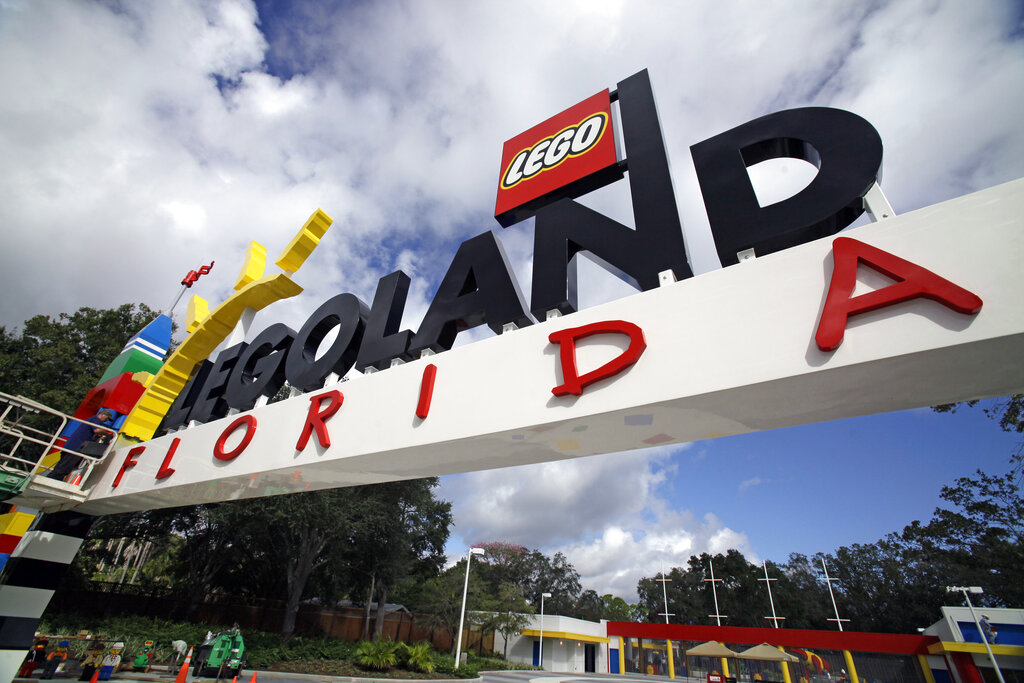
[76,177,1024,515]
[4,66,1023,683]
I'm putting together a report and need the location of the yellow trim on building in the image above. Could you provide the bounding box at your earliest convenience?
[520,629,610,644]
[917,655,936,683]
[926,642,1024,656]
[618,636,625,675]
[667,639,675,679]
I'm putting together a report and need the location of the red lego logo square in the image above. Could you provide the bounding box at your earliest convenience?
[494,89,621,227]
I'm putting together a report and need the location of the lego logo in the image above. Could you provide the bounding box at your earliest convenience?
[501,112,609,189]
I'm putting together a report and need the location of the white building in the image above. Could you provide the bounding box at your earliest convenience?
[494,614,610,673]
[922,606,1024,683]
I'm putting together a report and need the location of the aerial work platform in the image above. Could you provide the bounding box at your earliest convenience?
[0,391,116,510]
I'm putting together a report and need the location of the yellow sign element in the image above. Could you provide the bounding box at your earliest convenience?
[275,209,332,273]
[120,274,303,441]
[186,295,210,333]
[234,241,269,291]
[0,509,36,537]
[119,209,334,442]
[130,371,156,388]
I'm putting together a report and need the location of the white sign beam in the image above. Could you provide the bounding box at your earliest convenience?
[65,178,1024,515]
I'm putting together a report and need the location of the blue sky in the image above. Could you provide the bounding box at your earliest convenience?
[1,0,1022,601]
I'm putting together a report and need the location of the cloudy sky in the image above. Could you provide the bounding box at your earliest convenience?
[2,0,1022,602]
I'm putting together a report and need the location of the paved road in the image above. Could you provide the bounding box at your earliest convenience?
[482,671,668,683]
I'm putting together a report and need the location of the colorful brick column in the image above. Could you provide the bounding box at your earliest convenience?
[0,511,96,683]
[0,507,36,573]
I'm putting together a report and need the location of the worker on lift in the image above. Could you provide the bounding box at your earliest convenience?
[47,409,116,481]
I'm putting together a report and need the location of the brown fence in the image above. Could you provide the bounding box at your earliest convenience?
[50,583,493,653]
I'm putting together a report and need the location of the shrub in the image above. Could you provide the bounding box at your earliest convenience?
[401,642,435,673]
[355,638,399,671]
[454,663,479,678]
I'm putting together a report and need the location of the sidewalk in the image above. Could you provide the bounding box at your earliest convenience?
[15,665,480,683]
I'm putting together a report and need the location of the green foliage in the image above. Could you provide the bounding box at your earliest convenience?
[400,641,435,673]
[355,638,400,670]
[431,654,478,678]
[0,304,165,414]
[242,633,355,667]
[467,652,538,671]
[39,614,213,664]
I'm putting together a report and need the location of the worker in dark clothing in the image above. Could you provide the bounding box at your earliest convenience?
[48,409,115,480]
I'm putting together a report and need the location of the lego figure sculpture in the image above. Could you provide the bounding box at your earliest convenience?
[133,640,155,672]
[80,641,106,681]
[18,638,48,678]
[40,640,69,679]
[98,641,123,681]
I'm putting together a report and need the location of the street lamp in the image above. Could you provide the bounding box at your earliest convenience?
[455,547,485,669]
[946,586,1005,683]
[539,592,552,670]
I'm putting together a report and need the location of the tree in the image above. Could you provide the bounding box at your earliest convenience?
[571,589,604,621]
[74,503,242,618]
[935,394,1024,435]
[342,479,452,639]
[769,554,832,630]
[600,594,637,622]
[895,453,1024,609]
[224,479,451,638]
[405,561,493,655]
[0,304,164,413]
[526,550,581,614]
[482,581,534,657]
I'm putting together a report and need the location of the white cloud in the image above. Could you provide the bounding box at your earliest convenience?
[439,445,755,601]
[738,477,764,495]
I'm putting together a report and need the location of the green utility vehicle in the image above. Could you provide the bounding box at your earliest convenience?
[192,627,245,679]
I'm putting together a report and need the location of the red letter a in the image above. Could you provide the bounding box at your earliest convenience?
[815,237,983,351]
[549,320,646,397]
[296,390,344,452]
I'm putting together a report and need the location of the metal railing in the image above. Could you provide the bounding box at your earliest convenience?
[0,390,117,495]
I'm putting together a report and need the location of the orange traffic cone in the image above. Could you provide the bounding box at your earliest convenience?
[175,647,194,683]
[248,671,257,683]
[89,669,100,683]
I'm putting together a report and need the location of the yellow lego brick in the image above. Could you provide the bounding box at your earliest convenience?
[274,209,333,274]
[234,241,268,291]
[185,295,210,334]
[120,273,304,441]
[0,510,36,536]
[130,371,156,387]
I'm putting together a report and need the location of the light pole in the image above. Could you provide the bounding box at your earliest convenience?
[947,586,1005,683]
[455,547,485,669]
[538,591,552,669]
